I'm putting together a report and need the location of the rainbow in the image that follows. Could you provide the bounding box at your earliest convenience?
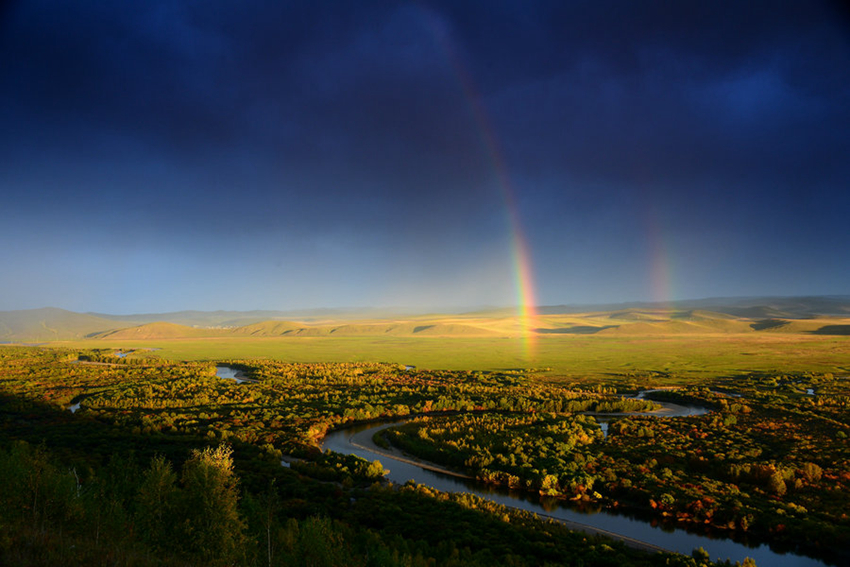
[424,13,539,359]
[644,202,676,312]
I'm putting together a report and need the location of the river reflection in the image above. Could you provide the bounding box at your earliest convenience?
[322,415,827,567]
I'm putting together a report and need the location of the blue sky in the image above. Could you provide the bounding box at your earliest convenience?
[1,1,848,313]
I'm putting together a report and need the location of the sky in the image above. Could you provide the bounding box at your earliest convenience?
[1,1,849,314]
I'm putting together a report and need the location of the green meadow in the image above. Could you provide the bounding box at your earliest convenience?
[55,332,850,386]
[8,303,848,385]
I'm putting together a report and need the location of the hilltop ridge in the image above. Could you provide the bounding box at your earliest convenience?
[2,296,849,342]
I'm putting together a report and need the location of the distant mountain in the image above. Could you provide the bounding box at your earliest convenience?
[0,307,136,341]
[87,310,298,328]
[87,307,427,327]
[538,296,850,319]
[2,295,849,342]
[702,296,850,318]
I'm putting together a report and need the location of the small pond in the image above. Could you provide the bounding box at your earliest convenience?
[216,365,249,384]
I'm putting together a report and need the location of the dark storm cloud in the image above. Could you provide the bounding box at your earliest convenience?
[1,1,499,223]
[442,1,848,86]
[4,1,846,191]
[458,1,850,186]
[1,1,848,311]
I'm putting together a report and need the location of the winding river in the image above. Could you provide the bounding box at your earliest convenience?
[60,364,829,564]
[322,397,827,567]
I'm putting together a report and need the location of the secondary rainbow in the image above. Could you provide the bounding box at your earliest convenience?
[641,197,676,311]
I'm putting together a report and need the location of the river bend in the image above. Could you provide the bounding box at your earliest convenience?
[322,398,826,567]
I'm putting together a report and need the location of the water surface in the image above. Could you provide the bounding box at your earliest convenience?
[216,365,248,383]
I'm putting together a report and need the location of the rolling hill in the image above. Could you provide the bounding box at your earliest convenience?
[91,322,231,340]
[232,320,500,337]
[0,307,135,341]
[2,296,850,342]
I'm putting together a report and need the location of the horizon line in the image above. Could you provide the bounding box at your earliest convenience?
[3,293,849,317]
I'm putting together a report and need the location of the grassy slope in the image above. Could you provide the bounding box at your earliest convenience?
[6,306,848,383]
[6,303,850,340]
[91,322,231,340]
[0,307,136,341]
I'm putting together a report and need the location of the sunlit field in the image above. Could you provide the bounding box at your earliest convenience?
[55,331,850,386]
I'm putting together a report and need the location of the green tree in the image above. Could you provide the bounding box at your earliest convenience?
[296,516,346,567]
[136,455,178,550]
[178,444,247,564]
[692,546,710,563]
[245,478,281,567]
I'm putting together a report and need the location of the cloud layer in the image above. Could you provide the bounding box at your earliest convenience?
[1,1,848,312]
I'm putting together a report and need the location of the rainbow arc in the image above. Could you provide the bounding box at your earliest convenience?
[424,13,539,359]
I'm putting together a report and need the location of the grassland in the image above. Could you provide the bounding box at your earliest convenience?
[5,304,848,386]
[55,330,850,386]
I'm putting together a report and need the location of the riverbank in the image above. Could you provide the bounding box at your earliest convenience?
[322,407,828,567]
[349,423,473,479]
[345,421,671,554]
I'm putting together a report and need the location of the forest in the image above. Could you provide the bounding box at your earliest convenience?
[0,346,847,566]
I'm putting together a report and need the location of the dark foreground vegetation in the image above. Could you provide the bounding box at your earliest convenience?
[0,346,846,565]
